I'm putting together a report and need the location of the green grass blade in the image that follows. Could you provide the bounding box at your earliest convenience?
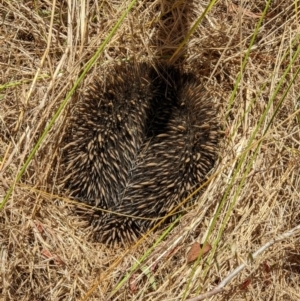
[0,0,138,210]
[226,0,272,118]
[169,0,218,63]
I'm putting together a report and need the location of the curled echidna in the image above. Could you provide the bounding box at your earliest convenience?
[60,62,220,245]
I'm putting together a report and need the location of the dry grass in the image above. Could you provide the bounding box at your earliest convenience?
[1,0,300,300]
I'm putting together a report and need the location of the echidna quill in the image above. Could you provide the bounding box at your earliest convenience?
[60,62,220,245]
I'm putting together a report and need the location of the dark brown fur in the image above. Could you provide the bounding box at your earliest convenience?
[61,63,220,245]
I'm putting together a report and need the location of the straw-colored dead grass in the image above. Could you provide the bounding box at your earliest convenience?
[1,0,300,300]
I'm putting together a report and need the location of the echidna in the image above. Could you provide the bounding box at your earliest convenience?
[60,62,220,245]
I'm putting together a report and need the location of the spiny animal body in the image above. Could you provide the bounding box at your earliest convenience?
[61,62,219,245]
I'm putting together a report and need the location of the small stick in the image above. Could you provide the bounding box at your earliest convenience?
[187,224,300,301]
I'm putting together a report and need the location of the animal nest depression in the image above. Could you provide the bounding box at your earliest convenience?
[60,62,220,245]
